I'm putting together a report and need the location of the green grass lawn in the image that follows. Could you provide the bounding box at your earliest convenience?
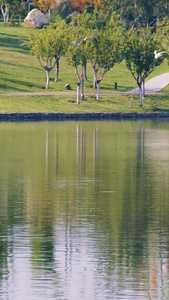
[0,23,169,113]
[0,94,168,113]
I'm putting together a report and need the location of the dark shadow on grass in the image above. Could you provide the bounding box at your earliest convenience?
[0,33,28,54]
[0,60,42,72]
[86,83,134,92]
[106,99,117,104]
[100,85,134,92]
[0,70,9,75]
[151,106,169,112]
[0,77,43,91]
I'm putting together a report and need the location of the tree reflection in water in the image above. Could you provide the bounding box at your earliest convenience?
[0,121,169,299]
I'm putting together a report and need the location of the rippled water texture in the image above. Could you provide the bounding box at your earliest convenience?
[0,120,169,300]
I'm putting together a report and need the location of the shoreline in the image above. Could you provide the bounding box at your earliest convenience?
[1,112,169,121]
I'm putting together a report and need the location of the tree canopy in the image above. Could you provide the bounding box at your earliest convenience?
[123,26,165,105]
[24,17,67,89]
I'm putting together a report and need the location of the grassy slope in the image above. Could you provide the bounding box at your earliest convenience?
[0,23,169,113]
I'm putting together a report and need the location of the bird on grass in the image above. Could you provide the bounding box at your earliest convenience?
[154,50,166,59]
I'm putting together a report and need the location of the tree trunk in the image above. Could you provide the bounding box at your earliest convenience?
[96,81,100,100]
[19,15,21,25]
[129,81,137,107]
[81,65,84,100]
[83,64,87,81]
[77,82,80,104]
[139,84,142,106]
[46,70,50,89]
[55,57,60,82]
[27,0,30,12]
[48,10,51,23]
[1,4,9,23]
[75,66,80,81]
[93,70,97,89]
[142,78,145,100]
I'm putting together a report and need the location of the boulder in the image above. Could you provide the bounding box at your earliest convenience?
[24,9,49,29]
[65,84,71,90]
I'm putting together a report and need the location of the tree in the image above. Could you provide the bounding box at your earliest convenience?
[158,17,169,50]
[66,10,123,100]
[1,0,27,23]
[74,11,123,99]
[66,16,94,102]
[123,27,165,106]
[108,0,169,29]
[65,25,83,82]
[24,18,67,89]
[1,2,9,22]
[86,12,123,96]
[31,0,61,12]
[56,0,72,19]
[71,0,106,11]
[66,11,97,82]
[52,17,68,82]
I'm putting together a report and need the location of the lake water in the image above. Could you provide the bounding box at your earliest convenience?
[0,120,169,300]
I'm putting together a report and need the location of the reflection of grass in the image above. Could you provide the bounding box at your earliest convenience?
[0,94,169,113]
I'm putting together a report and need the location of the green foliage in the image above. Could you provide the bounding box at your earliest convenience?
[123,27,165,85]
[24,17,67,69]
[107,0,169,28]
[87,12,124,70]
[156,17,169,60]
[9,0,27,19]
[25,28,55,70]
[56,0,73,19]
[66,10,124,84]
[65,10,98,80]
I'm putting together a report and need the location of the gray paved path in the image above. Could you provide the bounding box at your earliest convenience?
[0,73,169,96]
[134,72,169,93]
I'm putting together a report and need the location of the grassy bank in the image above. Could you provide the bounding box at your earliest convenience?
[0,23,169,113]
[0,94,168,113]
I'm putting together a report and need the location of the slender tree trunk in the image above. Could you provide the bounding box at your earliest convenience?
[77,82,80,104]
[96,81,100,100]
[75,66,80,81]
[83,64,87,81]
[48,9,51,23]
[142,77,145,100]
[165,1,168,12]
[93,70,97,89]
[27,0,30,12]
[139,83,142,106]
[81,65,84,100]
[19,15,21,25]
[55,57,60,82]
[129,81,137,107]
[46,70,50,89]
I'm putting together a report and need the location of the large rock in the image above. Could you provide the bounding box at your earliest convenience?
[24,9,49,29]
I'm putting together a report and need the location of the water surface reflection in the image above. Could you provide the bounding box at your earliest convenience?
[0,120,169,299]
